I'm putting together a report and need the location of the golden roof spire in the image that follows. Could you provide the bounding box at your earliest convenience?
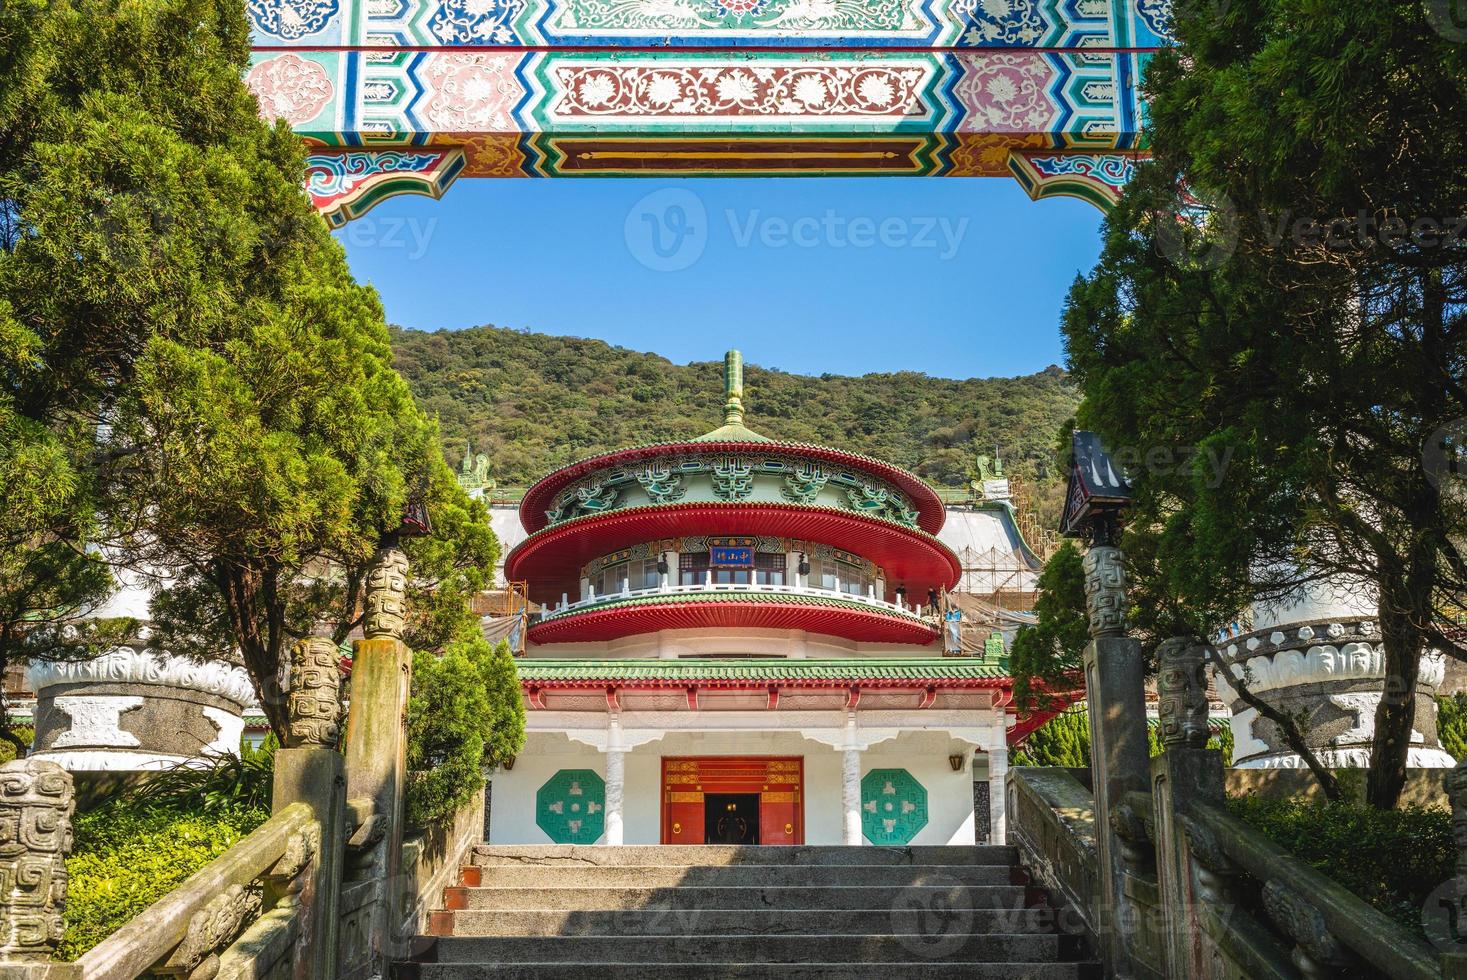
[723,350,744,427]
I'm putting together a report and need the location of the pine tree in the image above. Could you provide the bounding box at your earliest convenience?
[0,0,497,736]
[1062,0,1467,808]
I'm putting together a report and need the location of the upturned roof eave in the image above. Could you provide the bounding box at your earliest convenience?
[517,438,947,536]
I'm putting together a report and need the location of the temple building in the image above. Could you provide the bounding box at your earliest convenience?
[487,352,1037,847]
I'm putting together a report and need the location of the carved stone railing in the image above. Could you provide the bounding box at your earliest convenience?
[0,545,426,980]
[1183,799,1439,980]
[71,802,316,980]
[1006,767,1100,942]
[1007,634,1465,980]
[1146,636,1454,980]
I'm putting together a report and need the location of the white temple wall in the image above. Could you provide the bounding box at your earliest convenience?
[490,729,984,846]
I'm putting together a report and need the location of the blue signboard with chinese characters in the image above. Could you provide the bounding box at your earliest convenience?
[709,546,754,568]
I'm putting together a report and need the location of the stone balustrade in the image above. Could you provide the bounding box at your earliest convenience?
[538,579,931,622]
[0,545,439,980]
[1007,638,1467,980]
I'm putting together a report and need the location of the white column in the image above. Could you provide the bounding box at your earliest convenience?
[987,737,1008,846]
[604,716,625,846]
[841,713,862,846]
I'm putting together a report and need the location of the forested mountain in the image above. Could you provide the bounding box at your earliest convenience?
[391,325,1080,498]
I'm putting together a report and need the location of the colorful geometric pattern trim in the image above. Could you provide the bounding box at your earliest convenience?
[1007,150,1140,210]
[305,149,465,227]
[250,0,1172,48]
[516,657,1012,682]
[861,768,928,845]
[535,769,606,843]
[245,0,1166,212]
[249,49,1145,150]
[543,452,922,529]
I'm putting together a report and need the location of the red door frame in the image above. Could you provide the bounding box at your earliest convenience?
[660,756,804,845]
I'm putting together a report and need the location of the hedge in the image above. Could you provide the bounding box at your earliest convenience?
[60,800,267,959]
[405,636,525,829]
[1229,796,1453,935]
[1012,708,1233,767]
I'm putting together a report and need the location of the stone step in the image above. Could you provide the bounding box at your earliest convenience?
[448,884,1032,911]
[471,844,1019,867]
[437,906,1069,937]
[419,933,1074,964]
[467,864,1015,888]
[396,962,1100,980]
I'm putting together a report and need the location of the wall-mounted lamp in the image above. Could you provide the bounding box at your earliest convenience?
[501,756,516,771]
[949,753,966,772]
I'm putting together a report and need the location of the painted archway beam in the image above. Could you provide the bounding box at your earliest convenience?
[246,0,1172,222]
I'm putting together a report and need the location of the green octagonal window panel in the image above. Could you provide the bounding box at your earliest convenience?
[861,768,928,845]
[535,769,605,844]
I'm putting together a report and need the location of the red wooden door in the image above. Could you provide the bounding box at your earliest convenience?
[664,792,704,844]
[760,792,800,844]
[662,759,705,843]
[661,757,803,844]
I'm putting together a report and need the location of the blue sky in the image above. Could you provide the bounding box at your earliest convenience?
[336,177,1104,380]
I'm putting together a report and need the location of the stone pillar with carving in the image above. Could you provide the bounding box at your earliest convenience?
[271,637,346,980]
[0,760,74,969]
[1080,546,1158,979]
[1150,637,1226,978]
[363,544,410,642]
[604,715,626,847]
[344,542,414,977]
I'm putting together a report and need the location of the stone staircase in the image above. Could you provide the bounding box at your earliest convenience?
[395,844,1099,979]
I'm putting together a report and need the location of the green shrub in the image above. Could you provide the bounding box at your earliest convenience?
[0,726,34,766]
[134,736,276,816]
[1013,709,1091,767]
[405,637,526,829]
[1439,694,1467,761]
[1013,708,1232,767]
[406,645,489,828]
[60,800,266,959]
[1229,796,1452,933]
[476,638,526,770]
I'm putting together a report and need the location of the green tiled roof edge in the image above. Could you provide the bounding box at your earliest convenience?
[532,439,942,506]
[517,657,1012,681]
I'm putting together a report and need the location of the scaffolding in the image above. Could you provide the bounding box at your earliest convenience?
[1007,469,1062,563]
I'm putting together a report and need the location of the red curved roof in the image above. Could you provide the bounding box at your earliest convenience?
[518,440,946,535]
[528,596,939,645]
[504,503,962,605]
